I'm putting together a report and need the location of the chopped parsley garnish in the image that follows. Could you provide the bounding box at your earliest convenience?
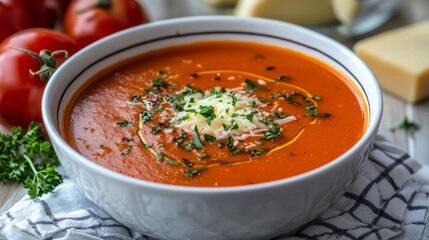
[129,95,143,103]
[191,126,205,149]
[230,92,238,106]
[263,123,283,140]
[249,148,269,157]
[171,114,190,125]
[157,152,179,165]
[283,92,301,106]
[115,120,133,127]
[203,133,216,142]
[198,105,216,125]
[152,77,168,88]
[222,121,238,131]
[158,70,169,75]
[271,92,282,99]
[151,123,168,134]
[140,110,155,124]
[182,159,194,168]
[166,95,186,111]
[305,105,319,117]
[270,112,290,119]
[312,95,322,101]
[199,153,210,159]
[277,75,290,81]
[244,78,269,93]
[245,114,254,122]
[185,167,207,178]
[122,137,134,142]
[249,100,256,108]
[259,118,274,126]
[121,146,133,156]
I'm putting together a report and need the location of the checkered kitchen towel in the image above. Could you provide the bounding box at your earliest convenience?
[1,134,429,240]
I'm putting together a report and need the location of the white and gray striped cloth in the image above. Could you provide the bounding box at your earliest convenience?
[1,135,429,240]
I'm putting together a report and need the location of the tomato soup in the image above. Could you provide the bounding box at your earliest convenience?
[63,41,367,187]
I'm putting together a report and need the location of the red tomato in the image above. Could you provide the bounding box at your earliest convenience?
[0,0,32,42]
[0,28,77,129]
[0,0,59,42]
[44,0,72,21]
[24,0,58,29]
[64,0,149,49]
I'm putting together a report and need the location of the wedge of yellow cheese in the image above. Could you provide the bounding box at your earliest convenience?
[354,20,429,103]
[331,0,359,25]
[234,0,336,26]
[204,0,238,7]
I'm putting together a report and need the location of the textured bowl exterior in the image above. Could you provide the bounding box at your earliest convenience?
[42,16,382,240]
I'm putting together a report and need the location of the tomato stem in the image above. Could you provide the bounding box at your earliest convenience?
[78,0,112,14]
[96,0,112,9]
[11,47,69,83]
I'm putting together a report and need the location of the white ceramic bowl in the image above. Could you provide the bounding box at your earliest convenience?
[42,16,382,240]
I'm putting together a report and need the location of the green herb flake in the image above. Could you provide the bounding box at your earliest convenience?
[231,92,238,106]
[140,110,154,124]
[129,95,142,103]
[191,126,205,149]
[115,120,133,127]
[249,100,256,108]
[270,112,290,119]
[203,133,216,142]
[199,153,210,159]
[158,70,169,75]
[171,114,190,125]
[156,152,179,165]
[122,137,134,142]
[271,92,282,99]
[391,116,420,133]
[249,148,269,157]
[185,167,207,178]
[198,105,216,125]
[263,123,283,140]
[121,146,133,156]
[283,92,301,106]
[151,123,168,134]
[244,78,269,93]
[166,95,186,111]
[152,77,168,88]
[312,95,322,101]
[245,114,254,123]
[277,75,290,81]
[182,159,194,168]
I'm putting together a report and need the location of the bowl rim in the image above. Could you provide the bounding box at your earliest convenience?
[42,15,383,194]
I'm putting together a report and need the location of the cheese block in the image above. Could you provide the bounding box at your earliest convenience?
[234,0,336,26]
[354,20,429,103]
[330,0,359,25]
[204,0,238,6]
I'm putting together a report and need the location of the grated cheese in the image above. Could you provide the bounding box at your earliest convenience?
[172,87,295,141]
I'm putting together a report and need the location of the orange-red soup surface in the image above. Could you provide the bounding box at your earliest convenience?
[63,41,367,187]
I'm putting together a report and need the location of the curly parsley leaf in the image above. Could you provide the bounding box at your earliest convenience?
[0,122,63,198]
[391,116,420,133]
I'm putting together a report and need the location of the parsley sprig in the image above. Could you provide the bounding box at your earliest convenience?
[0,122,63,198]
